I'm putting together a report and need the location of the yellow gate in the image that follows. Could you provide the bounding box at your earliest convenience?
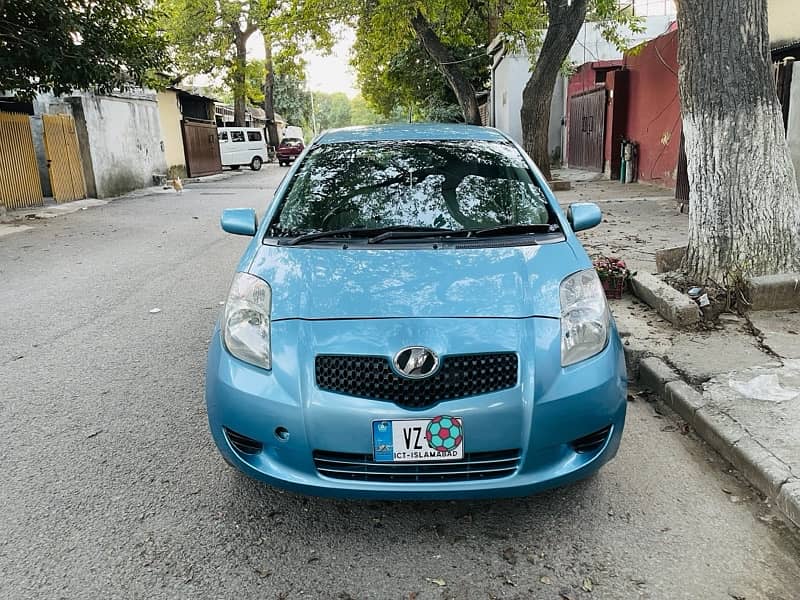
[0,112,44,209]
[43,114,87,203]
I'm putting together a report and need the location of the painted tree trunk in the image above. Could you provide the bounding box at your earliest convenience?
[233,34,248,127]
[410,11,482,125]
[263,37,280,150]
[521,0,588,182]
[678,0,800,282]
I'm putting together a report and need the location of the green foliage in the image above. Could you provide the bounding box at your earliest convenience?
[355,36,488,121]
[271,70,404,132]
[350,95,406,126]
[0,0,167,98]
[350,0,492,121]
[313,92,352,130]
[346,0,643,122]
[274,72,311,127]
[156,0,337,119]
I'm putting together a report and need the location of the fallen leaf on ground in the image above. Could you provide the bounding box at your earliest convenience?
[540,575,552,585]
[426,578,446,587]
[582,577,594,592]
[149,308,161,314]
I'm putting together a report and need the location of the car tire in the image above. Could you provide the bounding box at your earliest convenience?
[229,165,240,171]
[250,157,263,171]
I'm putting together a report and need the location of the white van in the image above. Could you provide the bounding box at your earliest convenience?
[283,125,305,141]
[218,127,268,171]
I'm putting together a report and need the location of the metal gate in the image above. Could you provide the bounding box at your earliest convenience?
[43,114,86,203]
[775,58,795,132]
[675,132,689,212]
[181,120,222,177]
[567,89,607,171]
[0,112,44,209]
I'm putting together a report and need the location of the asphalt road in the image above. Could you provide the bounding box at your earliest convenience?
[2,166,799,600]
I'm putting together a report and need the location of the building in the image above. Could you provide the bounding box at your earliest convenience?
[488,3,676,163]
[562,0,800,196]
[157,87,221,178]
[1,90,168,207]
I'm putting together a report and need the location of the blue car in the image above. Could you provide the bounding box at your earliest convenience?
[206,124,626,500]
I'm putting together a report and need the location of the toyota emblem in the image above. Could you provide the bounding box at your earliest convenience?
[393,347,439,379]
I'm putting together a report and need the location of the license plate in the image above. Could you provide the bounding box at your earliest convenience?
[372,416,464,463]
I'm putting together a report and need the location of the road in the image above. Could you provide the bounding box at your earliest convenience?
[2,166,799,600]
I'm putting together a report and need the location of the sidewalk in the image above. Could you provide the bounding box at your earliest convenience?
[0,168,249,237]
[554,169,800,529]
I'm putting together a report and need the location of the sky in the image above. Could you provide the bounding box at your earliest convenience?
[249,27,359,98]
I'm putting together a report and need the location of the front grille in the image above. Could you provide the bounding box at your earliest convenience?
[224,428,263,455]
[571,425,612,453]
[315,353,518,408]
[313,449,521,482]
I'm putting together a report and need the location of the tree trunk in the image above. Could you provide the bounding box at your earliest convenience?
[232,29,250,127]
[520,0,589,181]
[678,0,800,283]
[263,36,280,149]
[410,10,482,125]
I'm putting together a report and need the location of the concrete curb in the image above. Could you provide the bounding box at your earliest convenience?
[746,273,800,310]
[632,353,800,529]
[630,272,701,327]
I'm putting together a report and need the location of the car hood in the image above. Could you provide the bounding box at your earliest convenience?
[248,242,581,320]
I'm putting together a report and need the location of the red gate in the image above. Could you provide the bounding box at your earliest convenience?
[567,89,607,172]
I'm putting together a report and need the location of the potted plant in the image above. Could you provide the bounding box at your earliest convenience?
[593,255,630,299]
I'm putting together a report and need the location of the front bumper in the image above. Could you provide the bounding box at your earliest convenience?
[205,317,627,500]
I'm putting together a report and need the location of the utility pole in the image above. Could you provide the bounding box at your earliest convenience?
[309,88,318,137]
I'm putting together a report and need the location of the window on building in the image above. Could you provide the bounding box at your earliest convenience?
[231,131,245,142]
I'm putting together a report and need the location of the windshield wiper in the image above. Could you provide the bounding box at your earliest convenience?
[282,225,454,246]
[368,227,457,244]
[469,223,560,238]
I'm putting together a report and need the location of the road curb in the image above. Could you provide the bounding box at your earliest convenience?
[633,354,800,529]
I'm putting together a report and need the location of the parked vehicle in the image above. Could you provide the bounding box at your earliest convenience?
[207,123,627,500]
[218,127,267,171]
[276,137,305,166]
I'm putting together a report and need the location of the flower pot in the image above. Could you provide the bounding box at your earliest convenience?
[601,275,626,299]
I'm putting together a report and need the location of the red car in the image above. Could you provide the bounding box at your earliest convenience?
[276,137,305,166]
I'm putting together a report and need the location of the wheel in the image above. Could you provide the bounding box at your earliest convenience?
[229,165,240,171]
[250,156,263,171]
[278,160,286,167]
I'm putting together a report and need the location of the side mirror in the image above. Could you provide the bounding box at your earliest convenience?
[567,202,602,232]
[220,208,257,236]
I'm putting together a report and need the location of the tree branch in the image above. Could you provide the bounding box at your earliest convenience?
[409,10,481,125]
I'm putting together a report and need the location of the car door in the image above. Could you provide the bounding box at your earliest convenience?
[247,130,265,158]
[229,129,247,163]
[218,130,231,166]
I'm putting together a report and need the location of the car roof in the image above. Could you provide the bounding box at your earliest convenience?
[315,123,509,145]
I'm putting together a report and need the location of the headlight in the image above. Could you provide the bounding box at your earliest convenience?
[560,269,610,367]
[222,273,272,370]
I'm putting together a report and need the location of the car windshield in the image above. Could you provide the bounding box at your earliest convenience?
[281,138,303,147]
[269,140,552,238]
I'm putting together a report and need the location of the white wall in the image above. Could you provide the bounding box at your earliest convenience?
[74,92,167,198]
[492,54,527,146]
[786,62,800,192]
